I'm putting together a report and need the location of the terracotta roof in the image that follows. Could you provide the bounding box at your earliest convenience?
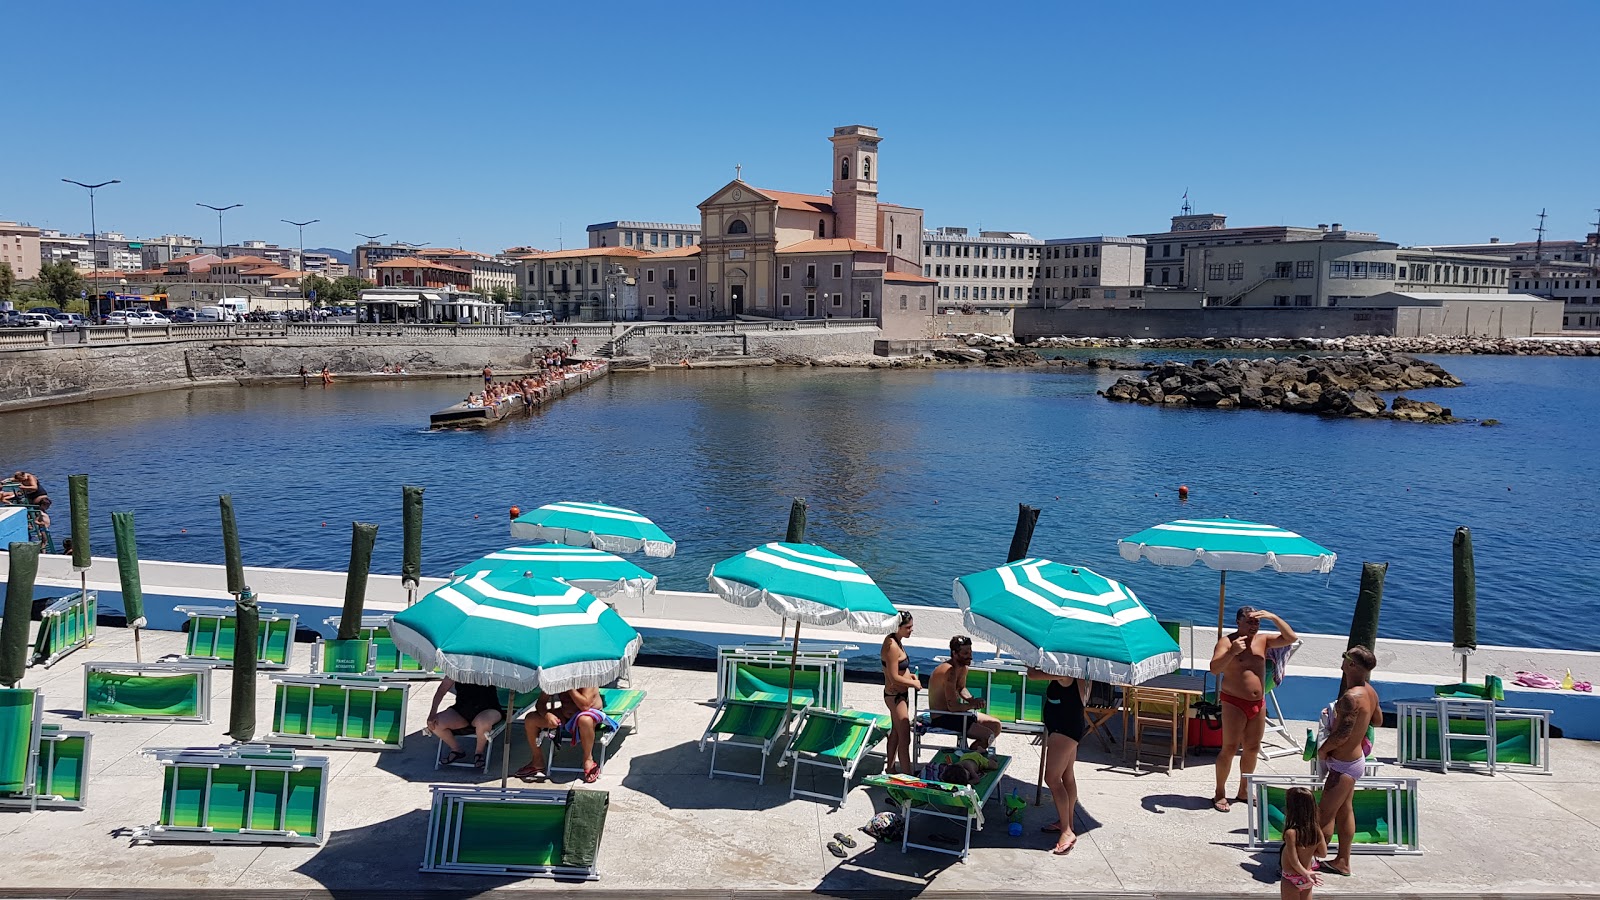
[529,247,652,260]
[883,271,939,283]
[373,256,471,273]
[647,245,702,258]
[171,253,218,264]
[760,188,834,214]
[776,238,884,255]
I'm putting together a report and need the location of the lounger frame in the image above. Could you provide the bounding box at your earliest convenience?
[317,615,438,679]
[700,698,790,783]
[869,752,1012,860]
[0,689,92,812]
[132,744,328,845]
[421,785,603,879]
[537,689,645,776]
[1394,700,1551,775]
[1245,773,1422,855]
[267,674,409,751]
[32,590,97,668]
[785,707,888,805]
[83,661,213,723]
[175,605,298,670]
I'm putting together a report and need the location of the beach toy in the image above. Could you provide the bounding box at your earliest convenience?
[1562,670,1575,690]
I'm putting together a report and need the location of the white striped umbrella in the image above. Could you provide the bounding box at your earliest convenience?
[451,544,657,601]
[1117,517,1337,634]
[708,542,899,633]
[510,501,675,558]
[955,559,1180,684]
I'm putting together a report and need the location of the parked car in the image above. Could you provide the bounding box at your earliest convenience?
[168,308,197,323]
[103,310,133,325]
[29,306,64,319]
[53,313,88,327]
[19,312,63,329]
[141,311,171,325]
[1,311,26,327]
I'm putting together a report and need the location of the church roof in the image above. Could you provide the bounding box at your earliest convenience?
[759,189,834,214]
[777,238,884,255]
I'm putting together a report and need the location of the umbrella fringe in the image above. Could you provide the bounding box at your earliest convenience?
[962,613,1181,685]
[389,620,641,694]
[1118,542,1335,574]
[707,576,898,633]
[510,523,675,558]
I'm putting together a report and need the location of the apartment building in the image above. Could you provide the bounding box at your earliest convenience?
[0,221,42,280]
[415,248,519,297]
[921,226,1041,314]
[1034,236,1147,308]
[515,247,649,320]
[587,221,700,251]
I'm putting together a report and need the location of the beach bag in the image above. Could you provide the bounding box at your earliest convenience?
[862,811,904,842]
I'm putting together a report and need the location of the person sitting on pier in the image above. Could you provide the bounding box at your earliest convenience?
[427,677,505,769]
[927,635,1002,753]
[3,472,51,527]
[515,686,617,784]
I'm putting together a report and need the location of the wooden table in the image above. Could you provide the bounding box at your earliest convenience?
[1122,673,1205,771]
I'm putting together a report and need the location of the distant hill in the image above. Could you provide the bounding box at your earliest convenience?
[308,247,353,266]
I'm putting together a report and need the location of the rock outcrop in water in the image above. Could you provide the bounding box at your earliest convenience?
[1098,353,1464,422]
[1029,335,1600,357]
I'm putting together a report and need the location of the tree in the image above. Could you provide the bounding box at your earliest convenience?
[34,259,85,306]
[301,274,336,307]
[0,262,13,300]
[328,275,373,305]
[490,285,511,304]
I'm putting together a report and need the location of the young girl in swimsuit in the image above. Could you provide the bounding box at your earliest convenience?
[881,611,921,775]
[1280,786,1324,897]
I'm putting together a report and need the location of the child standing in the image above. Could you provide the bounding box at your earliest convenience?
[1280,786,1325,897]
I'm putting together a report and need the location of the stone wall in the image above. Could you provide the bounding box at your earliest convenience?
[638,325,878,363]
[1015,306,1403,341]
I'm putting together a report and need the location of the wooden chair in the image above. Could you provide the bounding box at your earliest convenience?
[1083,681,1121,751]
[1123,686,1187,772]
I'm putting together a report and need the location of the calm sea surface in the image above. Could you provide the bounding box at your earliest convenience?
[3,352,1597,650]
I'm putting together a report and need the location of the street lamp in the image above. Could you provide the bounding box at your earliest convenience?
[282,218,319,319]
[197,203,242,259]
[62,178,120,319]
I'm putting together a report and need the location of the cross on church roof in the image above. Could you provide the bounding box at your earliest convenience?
[735,163,742,181]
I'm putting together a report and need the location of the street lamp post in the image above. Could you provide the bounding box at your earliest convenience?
[282,218,319,319]
[62,178,120,320]
[197,203,242,259]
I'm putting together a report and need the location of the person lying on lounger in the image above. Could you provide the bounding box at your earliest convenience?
[515,687,617,783]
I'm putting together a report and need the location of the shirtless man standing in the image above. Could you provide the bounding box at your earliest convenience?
[1317,645,1380,877]
[928,635,1002,753]
[1208,606,1298,811]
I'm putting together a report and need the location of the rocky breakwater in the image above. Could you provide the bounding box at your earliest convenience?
[1099,353,1468,423]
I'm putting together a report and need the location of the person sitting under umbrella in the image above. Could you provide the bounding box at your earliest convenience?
[515,686,617,784]
[1208,606,1298,811]
[427,678,504,768]
[928,635,1002,753]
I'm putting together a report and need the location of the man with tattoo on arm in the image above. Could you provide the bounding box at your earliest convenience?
[1316,645,1380,877]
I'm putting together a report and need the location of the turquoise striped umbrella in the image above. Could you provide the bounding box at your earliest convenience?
[389,571,640,694]
[451,544,658,600]
[510,501,676,558]
[1117,517,1337,635]
[955,559,1180,684]
[708,542,899,633]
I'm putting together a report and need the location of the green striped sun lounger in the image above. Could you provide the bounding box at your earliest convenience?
[1395,700,1551,774]
[1246,774,1422,855]
[268,675,410,751]
[422,785,609,879]
[130,744,329,845]
[318,615,437,678]
[0,688,92,812]
[83,662,212,723]
[538,688,646,776]
[722,658,838,710]
[865,750,1013,859]
[176,605,298,669]
[785,707,890,805]
[700,699,791,783]
[31,590,98,668]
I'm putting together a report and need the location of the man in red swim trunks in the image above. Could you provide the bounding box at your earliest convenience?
[1208,606,1297,811]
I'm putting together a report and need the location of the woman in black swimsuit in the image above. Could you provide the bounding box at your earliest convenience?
[881,611,921,775]
[1029,668,1090,855]
[426,677,505,768]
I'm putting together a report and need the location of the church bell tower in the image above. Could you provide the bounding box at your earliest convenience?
[829,125,880,246]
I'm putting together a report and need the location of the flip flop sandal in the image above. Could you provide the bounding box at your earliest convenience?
[827,841,848,859]
[472,753,485,769]
[582,762,602,784]
[441,750,467,767]
[832,832,857,849]
[1573,681,1593,693]
[514,765,547,783]
[1231,796,1249,807]
[1321,862,1351,877]
[1051,834,1078,855]
[1211,796,1231,812]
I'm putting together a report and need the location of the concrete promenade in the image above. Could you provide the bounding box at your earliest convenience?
[3,628,1598,897]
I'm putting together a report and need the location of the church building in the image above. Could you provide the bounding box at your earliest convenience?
[644,125,936,340]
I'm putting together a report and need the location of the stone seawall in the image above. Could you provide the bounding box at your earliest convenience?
[638,326,878,364]
[0,337,568,411]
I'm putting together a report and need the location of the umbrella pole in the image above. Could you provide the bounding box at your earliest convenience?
[1035,736,1047,805]
[783,619,802,733]
[133,626,142,664]
[501,695,517,790]
[1207,571,1228,695]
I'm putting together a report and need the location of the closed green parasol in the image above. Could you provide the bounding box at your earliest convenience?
[402,485,424,603]
[68,475,91,571]
[1452,526,1476,681]
[220,495,244,597]
[337,522,378,641]
[1,542,39,687]
[1348,561,1387,654]
[112,511,147,662]
[229,586,259,742]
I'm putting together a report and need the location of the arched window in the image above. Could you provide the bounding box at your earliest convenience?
[727,219,748,235]
[818,220,826,238]
[863,157,871,180]
[840,157,849,180]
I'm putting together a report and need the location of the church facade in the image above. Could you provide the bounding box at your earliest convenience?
[648,125,935,340]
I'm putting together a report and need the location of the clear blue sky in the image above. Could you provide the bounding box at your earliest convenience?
[4,0,1597,256]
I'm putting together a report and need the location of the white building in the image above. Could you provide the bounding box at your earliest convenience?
[587,221,700,251]
[921,227,1041,331]
[1034,236,1147,308]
